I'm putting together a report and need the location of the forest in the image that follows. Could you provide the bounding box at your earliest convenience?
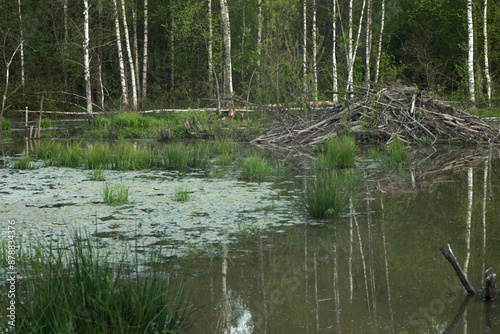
[1,0,499,116]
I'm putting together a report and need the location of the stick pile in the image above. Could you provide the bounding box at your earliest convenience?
[252,84,499,147]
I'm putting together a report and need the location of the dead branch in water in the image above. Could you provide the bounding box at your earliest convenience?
[440,244,476,295]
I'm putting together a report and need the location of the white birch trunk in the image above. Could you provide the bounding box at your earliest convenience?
[170,8,175,97]
[120,0,138,110]
[208,0,213,94]
[303,0,308,94]
[467,0,475,106]
[348,0,367,97]
[332,0,338,103]
[365,0,373,85]
[132,1,140,99]
[1,45,21,132]
[483,0,491,107]
[347,0,353,95]
[312,0,318,102]
[257,0,262,74]
[83,0,93,117]
[17,0,25,88]
[112,0,129,109]
[142,0,148,101]
[220,0,233,98]
[374,0,385,83]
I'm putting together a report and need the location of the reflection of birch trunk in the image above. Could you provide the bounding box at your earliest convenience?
[305,225,309,306]
[260,236,268,333]
[219,242,230,333]
[464,168,473,273]
[314,251,320,333]
[380,198,395,333]
[482,160,488,274]
[333,228,341,333]
[349,200,354,303]
[350,199,372,317]
[366,187,377,326]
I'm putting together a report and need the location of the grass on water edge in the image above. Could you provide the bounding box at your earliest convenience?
[0,230,194,333]
[315,135,356,169]
[102,183,130,205]
[301,170,356,219]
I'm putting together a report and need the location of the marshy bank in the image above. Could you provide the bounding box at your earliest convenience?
[1,108,500,332]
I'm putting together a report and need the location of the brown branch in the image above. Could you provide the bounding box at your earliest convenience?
[439,244,476,294]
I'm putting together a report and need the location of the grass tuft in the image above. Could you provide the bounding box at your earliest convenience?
[174,186,190,202]
[102,183,130,205]
[301,170,356,219]
[13,154,35,169]
[89,166,105,181]
[316,135,356,169]
[385,139,411,168]
[242,156,272,181]
[0,231,194,333]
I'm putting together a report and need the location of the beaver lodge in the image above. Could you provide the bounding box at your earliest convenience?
[252,84,500,147]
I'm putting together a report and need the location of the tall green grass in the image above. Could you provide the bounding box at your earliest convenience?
[385,139,411,168]
[13,154,35,169]
[174,186,190,202]
[0,231,194,333]
[301,170,356,219]
[102,183,130,205]
[242,156,273,181]
[315,135,356,169]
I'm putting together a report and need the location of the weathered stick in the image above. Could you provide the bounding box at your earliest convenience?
[484,267,497,300]
[439,244,476,294]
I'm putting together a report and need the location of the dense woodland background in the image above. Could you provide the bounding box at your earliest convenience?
[1,0,499,114]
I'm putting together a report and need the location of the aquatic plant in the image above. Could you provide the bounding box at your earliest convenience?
[1,118,11,131]
[385,139,411,168]
[315,135,356,169]
[102,183,130,205]
[215,152,234,165]
[89,166,105,181]
[174,186,190,202]
[242,156,272,181]
[0,231,193,333]
[40,118,51,128]
[13,154,35,169]
[301,170,356,219]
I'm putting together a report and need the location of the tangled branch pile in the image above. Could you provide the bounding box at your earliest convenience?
[252,84,499,147]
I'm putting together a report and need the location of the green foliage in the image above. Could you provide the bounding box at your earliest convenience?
[315,135,356,169]
[40,118,51,128]
[88,166,105,181]
[1,118,11,131]
[1,231,193,333]
[301,170,356,219]
[242,156,273,182]
[385,139,411,168]
[174,186,190,202]
[13,154,35,169]
[102,183,130,205]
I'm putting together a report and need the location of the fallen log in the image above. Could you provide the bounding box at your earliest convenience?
[439,244,476,295]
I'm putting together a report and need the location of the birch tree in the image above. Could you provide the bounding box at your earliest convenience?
[374,0,385,83]
[312,0,318,102]
[365,0,373,85]
[303,0,307,94]
[132,1,140,99]
[256,0,262,84]
[208,0,213,95]
[112,0,129,109]
[332,0,338,103]
[220,0,233,99]
[120,0,138,110]
[83,0,93,118]
[17,0,25,89]
[1,44,21,133]
[483,0,491,107]
[467,0,475,106]
[347,0,367,96]
[142,0,148,100]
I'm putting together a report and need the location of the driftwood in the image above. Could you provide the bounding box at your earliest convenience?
[252,84,499,147]
[485,267,497,300]
[439,244,476,295]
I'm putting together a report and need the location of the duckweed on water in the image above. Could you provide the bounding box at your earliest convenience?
[0,231,194,333]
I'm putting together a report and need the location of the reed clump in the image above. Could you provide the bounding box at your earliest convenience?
[242,156,273,181]
[301,170,356,219]
[0,231,194,333]
[385,139,411,168]
[174,186,190,202]
[315,135,356,169]
[13,154,35,169]
[102,183,130,205]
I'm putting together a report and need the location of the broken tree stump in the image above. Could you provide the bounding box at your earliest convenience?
[484,267,497,300]
[439,244,476,295]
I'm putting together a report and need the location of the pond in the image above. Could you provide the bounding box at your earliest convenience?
[1,124,500,333]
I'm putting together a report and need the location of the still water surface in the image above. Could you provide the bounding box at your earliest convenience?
[1,130,500,333]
